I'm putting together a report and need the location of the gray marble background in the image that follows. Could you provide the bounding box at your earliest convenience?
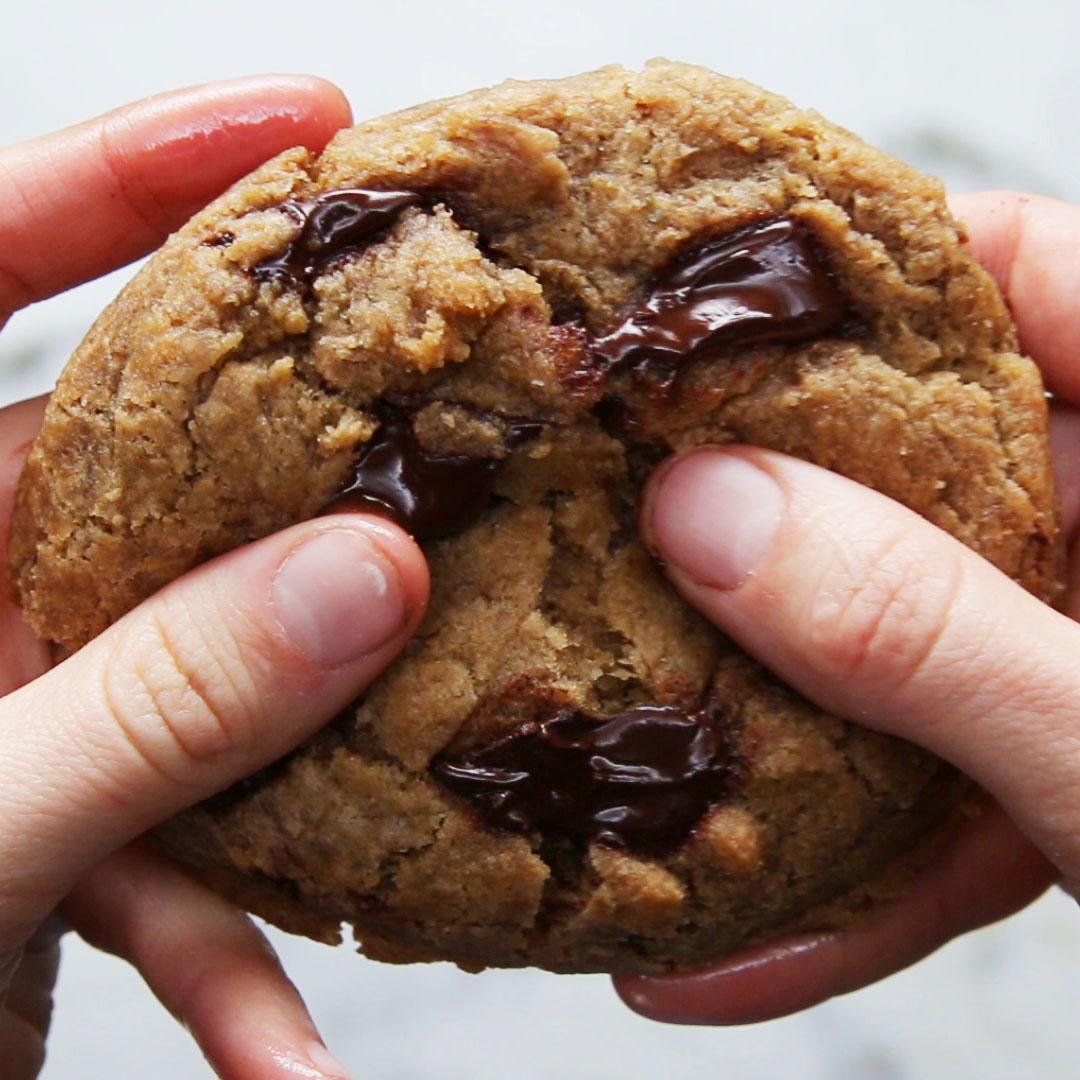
[2,1,1078,1076]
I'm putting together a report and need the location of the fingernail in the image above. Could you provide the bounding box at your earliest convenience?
[306,1041,354,1080]
[272,527,407,667]
[615,933,836,1026]
[648,449,783,590]
[268,1044,354,1080]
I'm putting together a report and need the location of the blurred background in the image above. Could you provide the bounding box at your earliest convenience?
[2,1,1079,1076]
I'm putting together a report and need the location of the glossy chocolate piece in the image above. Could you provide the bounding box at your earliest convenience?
[253,188,422,287]
[431,701,739,853]
[592,218,845,376]
[321,217,843,541]
[323,416,500,539]
[324,415,540,540]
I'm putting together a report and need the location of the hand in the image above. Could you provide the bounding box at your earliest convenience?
[0,80,431,1079]
[616,191,1080,1025]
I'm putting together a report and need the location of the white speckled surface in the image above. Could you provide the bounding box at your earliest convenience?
[2,2,1079,1076]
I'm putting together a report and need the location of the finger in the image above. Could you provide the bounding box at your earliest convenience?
[0,1008,44,1080]
[1049,401,1080,549]
[0,396,51,695]
[0,512,428,931]
[614,800,1053,1025]
[65,843,351,1080]
[951,192,1080,402]
[0,75,351,323]
[3,938,60,1038]
[642,446,1080,886]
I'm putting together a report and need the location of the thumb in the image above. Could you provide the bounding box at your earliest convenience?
[0,514,427,931]
[643,446,1080,887]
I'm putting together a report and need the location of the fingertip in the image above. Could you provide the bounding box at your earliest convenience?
[946,190,1080,401]
[1,395,48,503]
[267,73,353,131]
[102,74,354,226]
[154,73,352,148]
[637,449,687,549]
[0,74,357,314]
[612,970,737,1027]
[946,189,1028,283]
[0,395,48,449]
[206,73,352,145]
[65,844,352,1080]
[612,974,669,1022]
[611,804,1054,1027]
[642,446,784,592]
[0,395,52,694]
[613,968,743,1027]
[266,514,429,669]
[317,512,430,632]
[947,188,1018,219]
[612,935,835,1027]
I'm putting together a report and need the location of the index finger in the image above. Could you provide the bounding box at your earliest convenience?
[951,191,1080,403]
[0,75,352,325]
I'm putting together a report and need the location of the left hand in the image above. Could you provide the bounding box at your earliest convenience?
[0,76,401,1080]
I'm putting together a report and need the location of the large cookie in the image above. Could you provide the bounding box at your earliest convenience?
[11,63,1063,973]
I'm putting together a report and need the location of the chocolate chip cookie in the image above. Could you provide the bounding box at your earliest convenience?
[10,62,1063,973]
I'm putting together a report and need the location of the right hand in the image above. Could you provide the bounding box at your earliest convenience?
[616,191,1080,1026]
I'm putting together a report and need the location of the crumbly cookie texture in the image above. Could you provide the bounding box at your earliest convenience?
[11,62,1063,973]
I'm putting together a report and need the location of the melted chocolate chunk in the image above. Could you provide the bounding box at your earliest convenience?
[591,218,845,377]
[253,188,422,287]
[324,415,536,540]
[431,701,739,853]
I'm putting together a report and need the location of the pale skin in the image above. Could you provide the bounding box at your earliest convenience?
[617,193,1080,1023]
[0,77,431,1080]
[0,79,1078,1078]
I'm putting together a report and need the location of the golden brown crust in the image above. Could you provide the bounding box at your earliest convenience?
[11,61,1064,973]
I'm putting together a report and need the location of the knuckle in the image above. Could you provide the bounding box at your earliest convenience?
[100,604,261,785]
[802,526,963,699]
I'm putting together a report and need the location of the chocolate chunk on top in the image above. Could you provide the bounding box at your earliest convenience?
[321,218,846,541]
[253,188,423,287]
[592,218,846,377]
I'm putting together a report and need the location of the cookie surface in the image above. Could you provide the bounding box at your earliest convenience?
[11,62,1063,973]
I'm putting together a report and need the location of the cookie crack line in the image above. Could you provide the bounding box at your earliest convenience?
[257,199,859,538]
[197,178,863,553]
[538,511,638,691]
[368,810,451,904]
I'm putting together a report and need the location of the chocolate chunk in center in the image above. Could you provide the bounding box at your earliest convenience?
[591,217,846,376]
[323,415,538,540]
[253,188,422,287]
[431,701,740,853]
